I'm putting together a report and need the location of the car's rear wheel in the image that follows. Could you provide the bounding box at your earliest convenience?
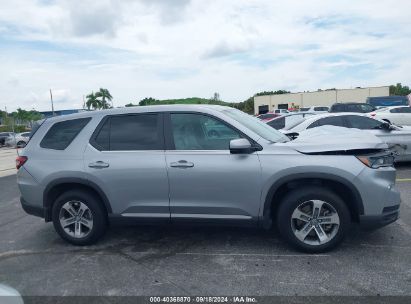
[277,187,350,253]
[52,190,107,245]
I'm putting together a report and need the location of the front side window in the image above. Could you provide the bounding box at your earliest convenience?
[258,113,276,120]
[345,115,384,129]
[41,118,91,150]
[170,113,240,150]
[92,114,163,151]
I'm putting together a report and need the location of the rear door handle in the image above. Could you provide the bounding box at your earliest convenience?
[170,160,194,168]
[88,161,109,168]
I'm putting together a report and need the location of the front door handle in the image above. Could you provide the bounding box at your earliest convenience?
[88,161,109,168]
[170,160,194,168]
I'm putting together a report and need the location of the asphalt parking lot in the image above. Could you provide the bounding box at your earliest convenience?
[0,148,411,296]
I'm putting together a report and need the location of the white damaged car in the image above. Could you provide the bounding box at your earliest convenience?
[284,112,411,162]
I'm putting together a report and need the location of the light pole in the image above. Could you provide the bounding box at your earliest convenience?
[50,89,55,116]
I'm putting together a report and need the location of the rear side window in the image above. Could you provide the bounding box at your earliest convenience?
[40,118,91,150]
[308,116,346,129]
[91,114,163,151]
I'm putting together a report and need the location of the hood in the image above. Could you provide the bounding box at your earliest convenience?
[281,126,388,153]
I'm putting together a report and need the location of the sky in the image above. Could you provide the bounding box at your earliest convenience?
[0,0,410,112]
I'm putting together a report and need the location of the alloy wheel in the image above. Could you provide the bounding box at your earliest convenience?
[59,201,93,238]
[291,200,340,246]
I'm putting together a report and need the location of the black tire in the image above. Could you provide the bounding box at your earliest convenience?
[52,189,107,245]
[276,186,350,253]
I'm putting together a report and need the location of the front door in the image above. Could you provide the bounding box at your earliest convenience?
[165,112,262,224]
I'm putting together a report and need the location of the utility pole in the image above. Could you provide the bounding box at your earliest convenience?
[50,89,55,116]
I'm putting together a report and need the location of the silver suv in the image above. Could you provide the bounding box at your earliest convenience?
[17,105,401,252]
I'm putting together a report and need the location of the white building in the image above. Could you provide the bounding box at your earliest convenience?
[253,86,390,114]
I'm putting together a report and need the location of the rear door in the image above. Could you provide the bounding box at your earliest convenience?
[84,113,170,219]
[164,112,262,224]
[395,107,411,125]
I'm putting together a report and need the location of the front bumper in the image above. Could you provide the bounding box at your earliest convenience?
[359,204,400,230]
[20,196,44,219]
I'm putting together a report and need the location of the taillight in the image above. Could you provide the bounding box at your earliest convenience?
[16,156,27,169]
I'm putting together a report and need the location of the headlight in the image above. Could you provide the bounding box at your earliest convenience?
[356,154,395,169]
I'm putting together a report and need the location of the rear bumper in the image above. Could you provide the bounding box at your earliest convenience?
[20,196,44,219]
[359,205,400,230]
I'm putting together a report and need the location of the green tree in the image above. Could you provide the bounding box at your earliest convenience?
[389,83,411,96]
[255,90,290,96]
[125,103,137,107]
[95,88,113,109]
[139,97,159,106]
[86,92,100,110]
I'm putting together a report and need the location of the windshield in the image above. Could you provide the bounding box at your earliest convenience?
[222,109,289,142]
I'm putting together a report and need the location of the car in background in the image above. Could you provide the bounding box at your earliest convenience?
[5,132,31,148]
[256,112,278,121]
[0,132,15,146]
[286,112,411,162]
[266,112,315,130]
[299,106,329,113]
[273,109,290,115]
[368,106,411,126]
[257,109,289,121]
[367,96,410,109]
[329,103,375,113]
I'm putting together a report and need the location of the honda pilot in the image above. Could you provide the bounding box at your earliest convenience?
[17,105,401,252]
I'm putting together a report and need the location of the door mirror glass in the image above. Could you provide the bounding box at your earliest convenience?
[229,138,252,154]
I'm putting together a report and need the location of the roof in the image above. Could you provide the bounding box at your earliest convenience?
[44,104,235,122]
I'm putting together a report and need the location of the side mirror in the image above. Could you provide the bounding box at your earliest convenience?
[285,132,299,139]
[229,138,253,154]
[381,122,392,131]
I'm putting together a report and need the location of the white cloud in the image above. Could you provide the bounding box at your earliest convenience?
[0,0,410,111]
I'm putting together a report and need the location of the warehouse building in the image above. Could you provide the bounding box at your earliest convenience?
[254,86,389,114]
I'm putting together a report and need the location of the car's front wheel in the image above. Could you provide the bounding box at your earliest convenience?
[52,190,107,245]
[277,187,350,253]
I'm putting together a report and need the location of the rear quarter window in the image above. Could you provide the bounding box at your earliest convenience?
[40,118,91,150]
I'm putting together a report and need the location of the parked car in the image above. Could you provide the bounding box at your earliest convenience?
[368,106,411,126]
[299,106,329,113]
[329,103,375,113]
[273,109,290,115]
[257,109,289,121]
[266,113,315,130]
[0,132,15,146]
[17,105,400,252]
[256,112,279,121]
[367,96,410,109]
[5,132,31,148]
[286,112,411,162]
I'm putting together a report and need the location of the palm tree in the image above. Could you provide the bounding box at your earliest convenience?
[95,88,113,109]
[86,92,101,110]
